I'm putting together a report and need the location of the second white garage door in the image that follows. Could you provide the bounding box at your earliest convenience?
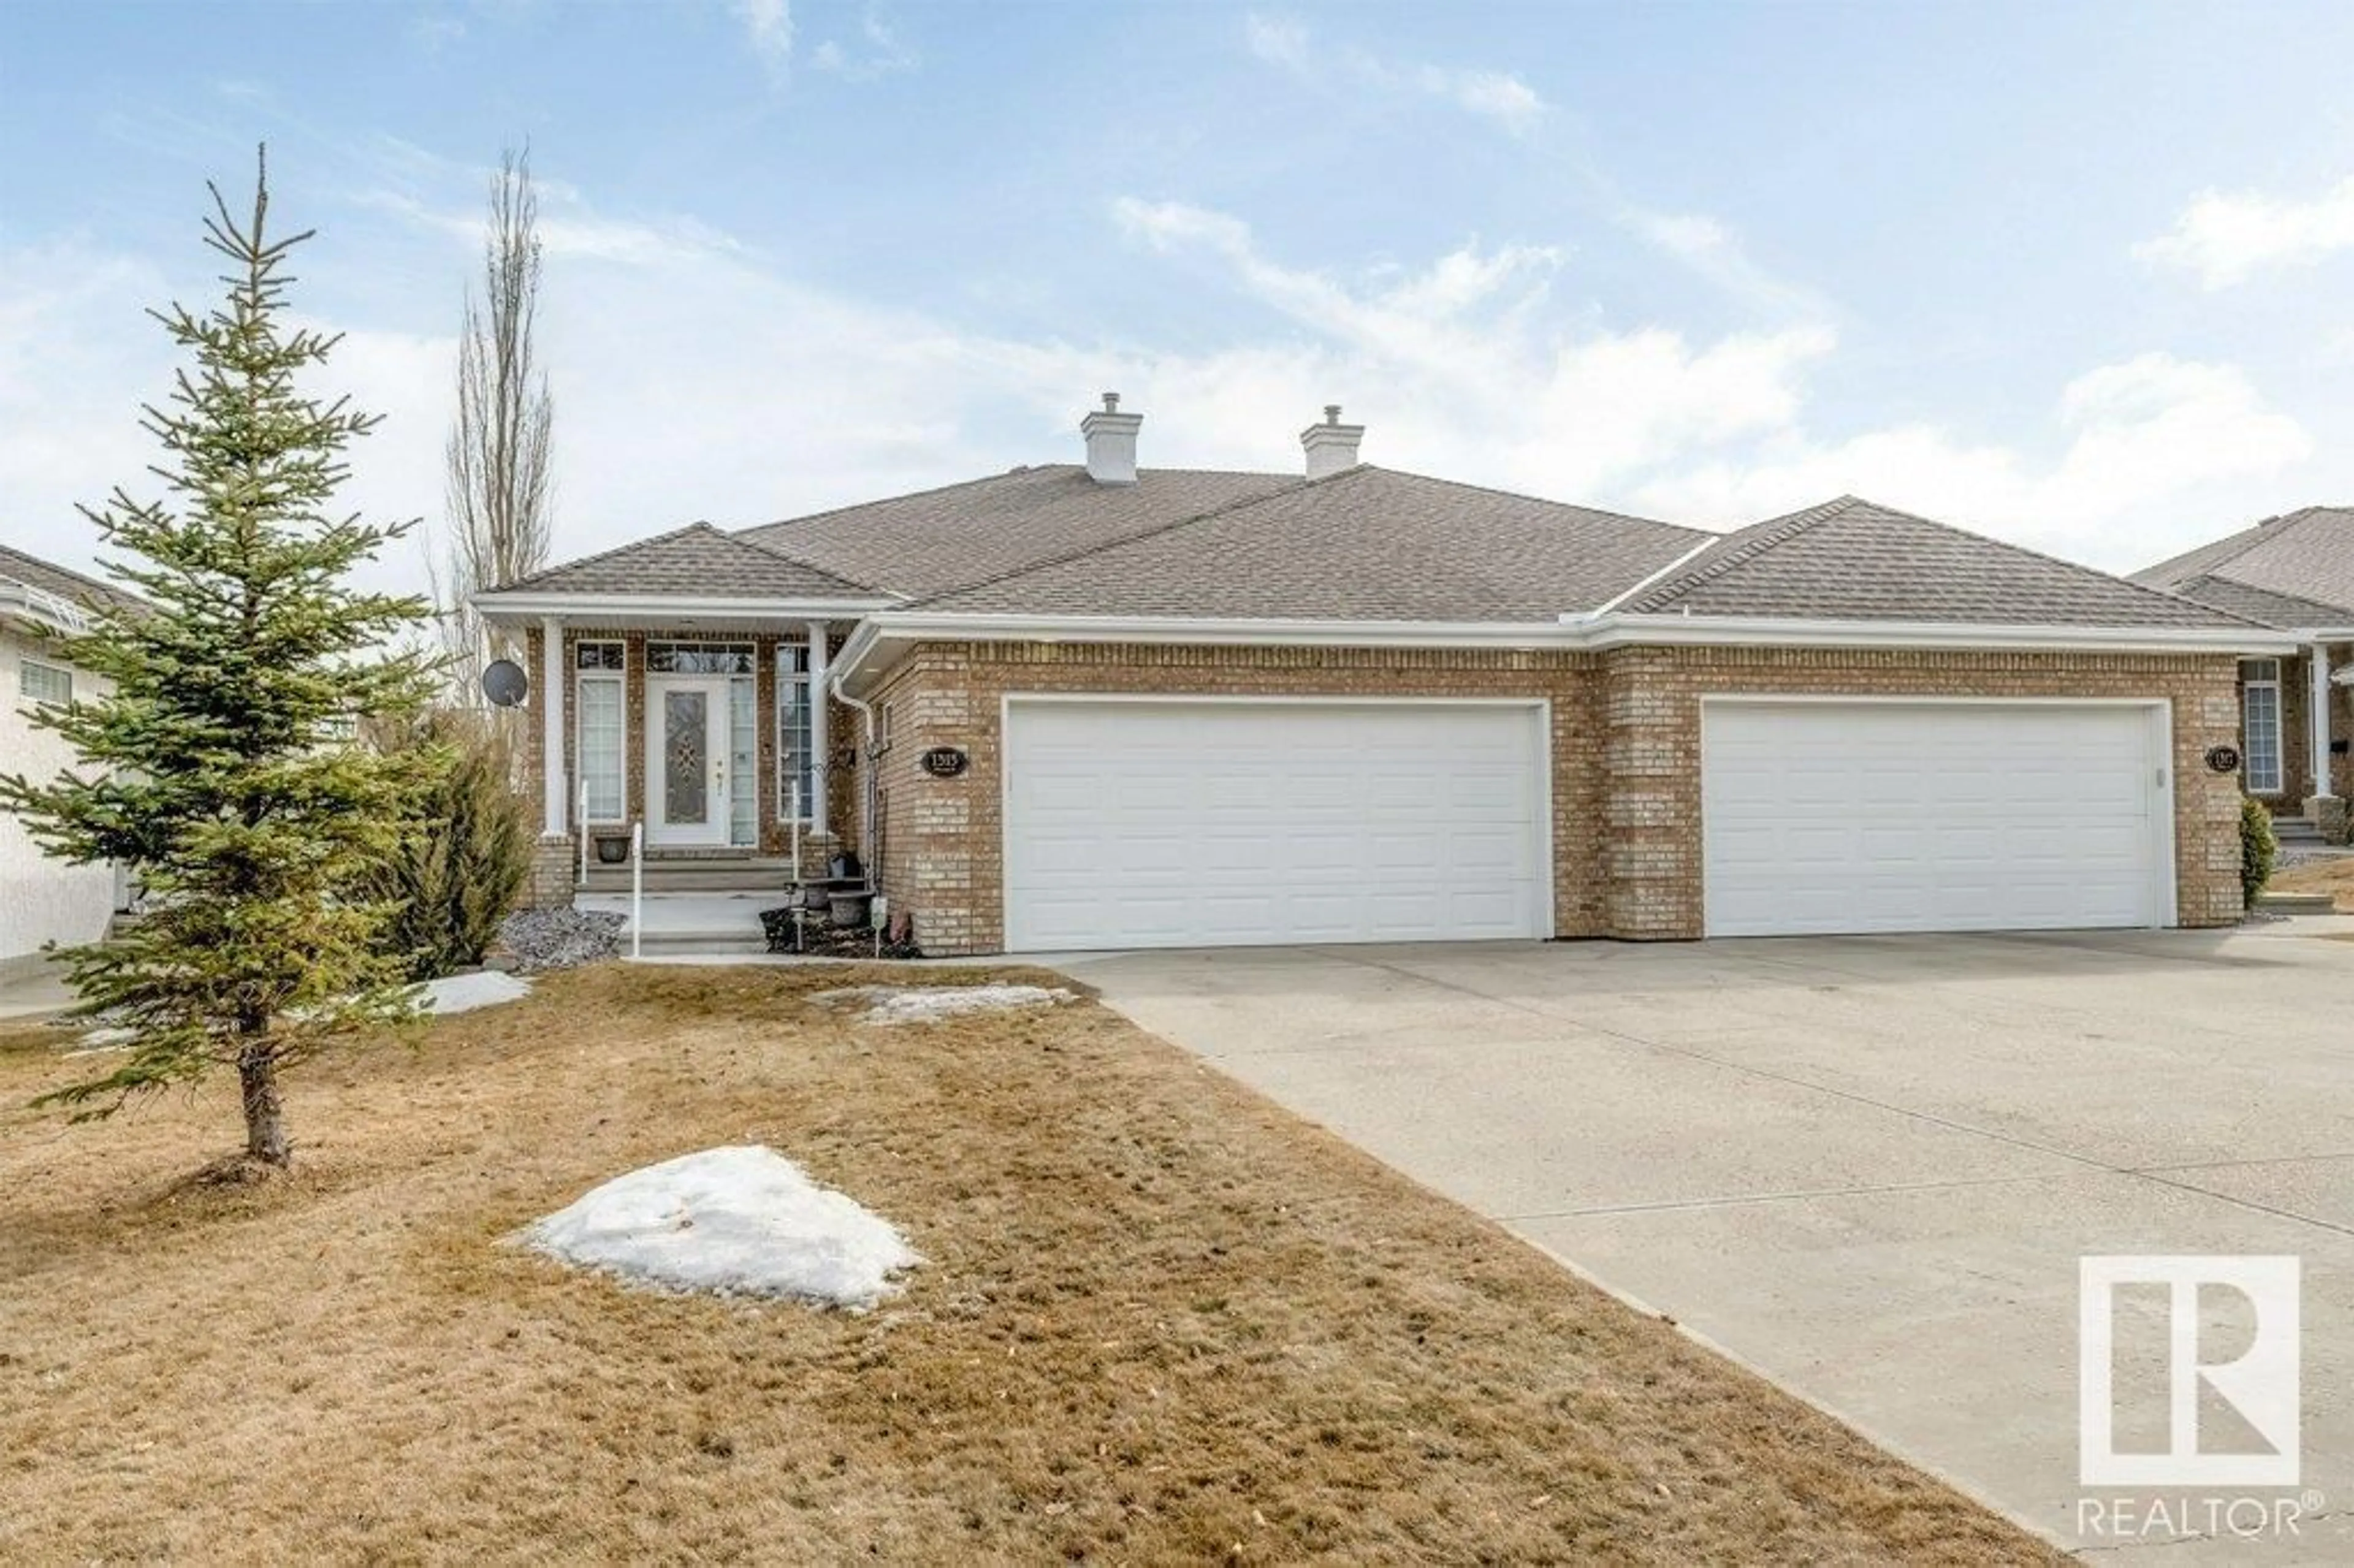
[1003,699,1549,951]
[1701,699,2173,937]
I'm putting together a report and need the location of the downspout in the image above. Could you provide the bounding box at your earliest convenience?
[831,674,881,894]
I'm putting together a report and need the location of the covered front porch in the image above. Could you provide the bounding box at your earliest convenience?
[511,614,872,904]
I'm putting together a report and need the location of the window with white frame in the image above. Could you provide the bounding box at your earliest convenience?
[576,641,625,821]
[2242,658,2284,794]
[777,644,815,820]
[19,658,71,706]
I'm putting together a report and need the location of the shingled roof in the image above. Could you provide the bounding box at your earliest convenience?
[0,541,145,626]
[1623,496,2257,628]
[737,465,1302,599]
[910,466,1708,622]
[2132,506,2354,625]
[488,522,882,600]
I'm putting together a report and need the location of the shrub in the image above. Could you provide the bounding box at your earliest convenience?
[360,710,532,980]
[2240,795,2278,911]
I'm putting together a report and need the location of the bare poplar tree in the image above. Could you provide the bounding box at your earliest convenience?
[439,144,554,696]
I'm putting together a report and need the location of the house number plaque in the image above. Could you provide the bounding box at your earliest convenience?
[921,746,969,778]
[2204,744,2242,774]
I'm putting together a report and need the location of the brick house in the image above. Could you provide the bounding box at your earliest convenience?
[474,400,2285,955]
[2134,506,2354,845]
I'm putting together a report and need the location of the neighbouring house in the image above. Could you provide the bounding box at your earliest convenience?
[0,544,139,981]
[2134,506,2354,844]
[474,398,2286,955]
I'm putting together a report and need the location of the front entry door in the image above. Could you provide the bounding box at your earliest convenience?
[646,677,731,847]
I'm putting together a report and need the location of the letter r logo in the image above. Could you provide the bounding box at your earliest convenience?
[2079,1255,2300,1488]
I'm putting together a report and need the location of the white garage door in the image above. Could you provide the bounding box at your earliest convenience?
[1701,700,2172,938]
[1003,699,1548,951]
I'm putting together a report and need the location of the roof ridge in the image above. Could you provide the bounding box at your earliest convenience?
[740,468,1053,538]
[724,528,893,596]
[0,544,134,603]
[2180,572,2354,626]
[1628,495,1865,612]
[492,520,715,593]
[1824,495,2276,628]
[490,519,885,598]
[897,465,1384,611]
[1362,466,1710,540]
[737,463,1302,541]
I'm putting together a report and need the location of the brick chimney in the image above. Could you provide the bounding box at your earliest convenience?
[1081,392,1142,485]
[1300,403,1364,479]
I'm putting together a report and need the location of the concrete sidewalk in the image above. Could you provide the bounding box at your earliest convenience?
[1062,922,2354,1561]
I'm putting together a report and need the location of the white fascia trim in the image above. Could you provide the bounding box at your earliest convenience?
[472,591,896,622]
[832,612,1575,692]
[2288,625,2354,641]
[1584,613,2298,655]
[829,607,2297,691]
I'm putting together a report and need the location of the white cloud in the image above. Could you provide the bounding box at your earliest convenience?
[0,180,2323,617]
[2138,175,2354,289]
[1242,12,1545,135]
[731,0,794,82]
[812,9,915,82]
[1111,197,1831,493]
[1636,354,2312,565]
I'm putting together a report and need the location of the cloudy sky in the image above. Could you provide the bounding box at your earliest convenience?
[3,0,2352,599]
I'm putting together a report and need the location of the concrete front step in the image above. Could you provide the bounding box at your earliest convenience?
[581,858,798,894]
[2257,890,2339,915]
[576,891,776,954]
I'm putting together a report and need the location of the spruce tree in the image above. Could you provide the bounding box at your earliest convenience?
[0,149,435,1170]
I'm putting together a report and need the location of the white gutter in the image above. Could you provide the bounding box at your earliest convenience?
[829,608,2293,693]
[1583,613,2294,655]
[471,590,896,622]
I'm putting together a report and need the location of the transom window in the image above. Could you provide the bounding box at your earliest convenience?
[575,641,624,671]
[2241,658,2284,795]
[648,642,753,676]
[18,659,71,707]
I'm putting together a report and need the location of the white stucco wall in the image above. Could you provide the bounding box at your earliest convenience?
[1,627,116,972]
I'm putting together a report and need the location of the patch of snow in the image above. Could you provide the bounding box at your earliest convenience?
[810,983,1074,1026]
[413,971,533,1015]
[513,1146,919,1309]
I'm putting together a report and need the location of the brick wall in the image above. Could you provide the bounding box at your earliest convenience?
[858,639,2245,956]
[1594,645,2245,937]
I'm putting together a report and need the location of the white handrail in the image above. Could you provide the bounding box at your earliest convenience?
[789,780,802,881]
[630,819,643,959]
[577,782,590,886]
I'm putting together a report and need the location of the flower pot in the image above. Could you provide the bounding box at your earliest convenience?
[594,834,629,865]
[829,891,873,929]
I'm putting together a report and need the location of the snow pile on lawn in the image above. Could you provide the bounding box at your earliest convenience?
[811,983,1075,1026]
[514,1146,918,1309]
[413,972,532,1015]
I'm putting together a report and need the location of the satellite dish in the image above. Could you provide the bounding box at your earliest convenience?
[481,658,530,709]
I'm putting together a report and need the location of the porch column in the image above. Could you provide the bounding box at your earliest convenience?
[541,615,568,837]
[2314,639,2337,802]
[806,620,830,839]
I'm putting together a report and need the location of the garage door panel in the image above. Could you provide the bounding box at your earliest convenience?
[1005,701,1547,951]
[1702,701,2167,938]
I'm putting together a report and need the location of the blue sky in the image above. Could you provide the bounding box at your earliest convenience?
[4,1,2352,598]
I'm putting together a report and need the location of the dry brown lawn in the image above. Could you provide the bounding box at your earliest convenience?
[0,964,2056,1566]
[2273,854,2354,911]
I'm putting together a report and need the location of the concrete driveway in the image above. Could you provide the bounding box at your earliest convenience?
[1057,923,2354,1559]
